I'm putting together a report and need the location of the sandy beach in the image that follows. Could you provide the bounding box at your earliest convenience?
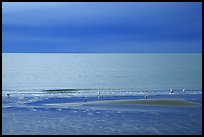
[43,98,199,108]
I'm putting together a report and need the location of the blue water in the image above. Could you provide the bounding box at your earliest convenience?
[2,53,202,91]
[2,53,202,135]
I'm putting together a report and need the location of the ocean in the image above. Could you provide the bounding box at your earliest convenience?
[2,53,202,135]
[2,53,202,91]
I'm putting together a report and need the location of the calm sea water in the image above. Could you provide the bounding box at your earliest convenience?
[2,53,202,92]
[2,53,202,135]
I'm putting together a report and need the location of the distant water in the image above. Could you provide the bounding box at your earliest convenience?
[2,53,202,94]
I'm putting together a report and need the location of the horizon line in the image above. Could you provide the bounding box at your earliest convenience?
[2,52,202,54]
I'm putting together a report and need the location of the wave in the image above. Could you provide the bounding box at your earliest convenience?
[2,88,202,98]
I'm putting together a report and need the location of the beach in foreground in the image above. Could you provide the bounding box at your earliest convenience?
[2,92,202,135]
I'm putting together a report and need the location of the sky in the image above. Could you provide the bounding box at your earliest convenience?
[2,2,202,53]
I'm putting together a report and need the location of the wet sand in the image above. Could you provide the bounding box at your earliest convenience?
[44,99,199,107]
